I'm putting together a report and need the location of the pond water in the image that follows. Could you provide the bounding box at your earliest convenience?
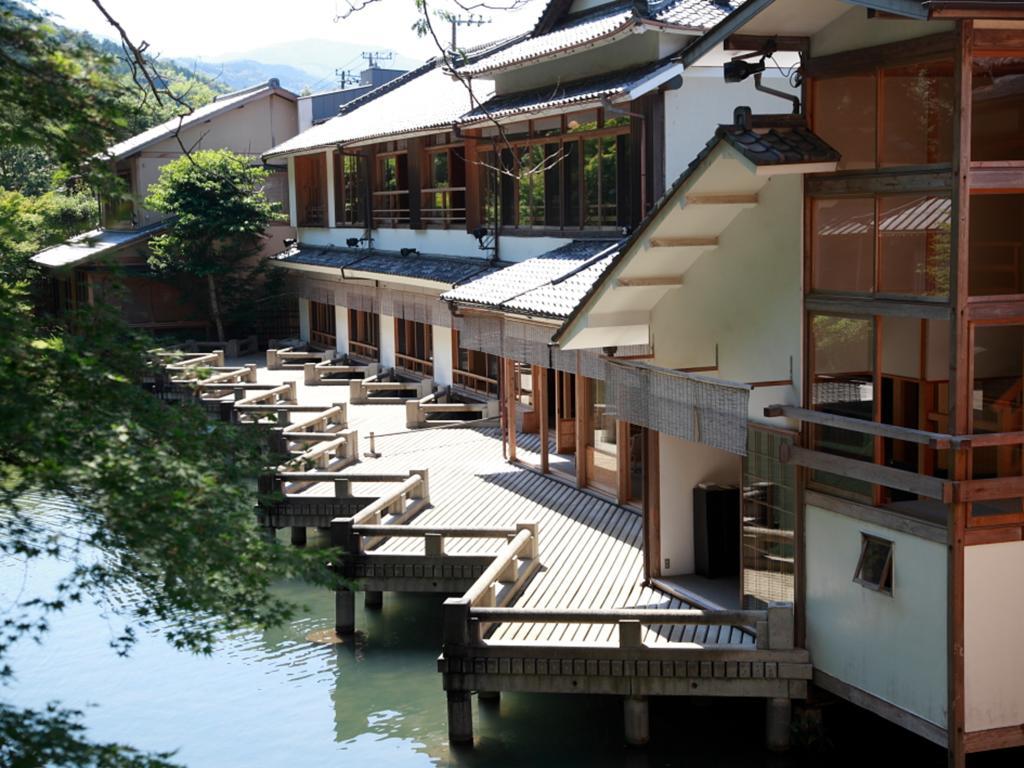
[0,499,1004,767]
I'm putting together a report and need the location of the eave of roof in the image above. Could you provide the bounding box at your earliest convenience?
[269,244,499,287]
[552,119,838,344]
[443,240,622,320]
[30,221,169,269]
[104,80,297,162]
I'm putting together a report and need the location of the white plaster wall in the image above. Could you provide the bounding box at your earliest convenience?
[297,97,314,134]
[965,540,1024,732]
[811,7,953,58]
[649,173,804,418]
[298,226,571,263]
[658,434,741,576]
[379,312,396,368]
[433,324,454,386]
[287,156,298,228]
[664,69,799,182]
[805,504,948,728]
[335,304,349,355]
[297,297,310,342]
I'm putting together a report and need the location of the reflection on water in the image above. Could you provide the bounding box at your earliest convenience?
[0,498,975,767]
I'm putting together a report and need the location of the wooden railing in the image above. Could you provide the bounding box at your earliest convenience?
[266,346,332,370]
[453,369,498,397]
[371,190,409,226]
[304,358,379,386]
[406,390,499,428]
[395,352,433,377]
[421,186,467,227]
[349,340,379,361]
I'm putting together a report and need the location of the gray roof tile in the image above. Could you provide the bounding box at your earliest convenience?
[271,244,498,286]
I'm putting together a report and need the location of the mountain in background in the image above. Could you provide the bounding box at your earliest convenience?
[178,38,423,95]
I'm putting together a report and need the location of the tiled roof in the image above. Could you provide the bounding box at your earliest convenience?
[443,240,621,319]
[105,80,295,161]
[460,1,742,76]
[264,63,494,157]
[463,60,677,122]
[31,222,168,269]
[270,244,498,286]
[719,124,840,167]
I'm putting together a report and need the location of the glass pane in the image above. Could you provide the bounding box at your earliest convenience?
[563,141,580,228]
[878,194,951,296]
[969,194,1024,296]
[812,198,875,293]
[583,137,600,227]
[628,424,643,501]
[881,62,954,166]
[589,378,617,488]
[600,136,617,227]
[857,537,892,589]
[814,75,876,170]
[567,109,598,133]
[544,143,561,227]
[972,56,1024,162]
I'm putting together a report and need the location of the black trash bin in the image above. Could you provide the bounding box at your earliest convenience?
[693,483,740,579]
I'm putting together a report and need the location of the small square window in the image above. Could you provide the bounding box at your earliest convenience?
[853,534,893,595]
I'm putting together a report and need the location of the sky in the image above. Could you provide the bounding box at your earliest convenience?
[35,0,539,66]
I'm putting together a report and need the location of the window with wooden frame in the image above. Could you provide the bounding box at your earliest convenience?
[478,109,633,233]
[294,153,327,227]
[395,318,432,375]
[452,329,498,396]
[309,300,336,348]
[811,60,954,170]
[374,143,409,227]
[853,533,893,595]
[422,134,466,228]
[348,308,379,360]
[810,193,951,297]
[333,151,366,227]
[102,170,135,230]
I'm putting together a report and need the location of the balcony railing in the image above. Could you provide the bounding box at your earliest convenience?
[453,368,498,398]
[372,190,409,227]
[395,352,433,377]
[349,340,379,361]
[421,186,466,228]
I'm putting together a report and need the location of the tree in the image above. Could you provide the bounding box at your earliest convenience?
[0,4,334,765]
[145,150,278,341]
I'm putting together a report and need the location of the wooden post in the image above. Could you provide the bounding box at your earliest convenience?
[364,590,383,610]
[765,697,791,751]
[766,603,794,650]
[425,533,445,556]
[534,365,549,473]
[409,469,430,501]
[575,368,587,488]
[623,696,649,746]
[447,691,474,744]
[335,589,355,635]
[505,359,517,462]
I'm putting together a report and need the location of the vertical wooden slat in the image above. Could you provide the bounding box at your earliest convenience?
[575,359,587,488]
[535,365,549,474]
[643,427,661,581]
[506,358,517,463]
[463,137,480,231]
[948,20,972,768]
[407,137,424,229]
[616,420,630,505]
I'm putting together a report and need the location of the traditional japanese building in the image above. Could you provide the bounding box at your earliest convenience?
[32,79,298,335]
[549,0,1024,764]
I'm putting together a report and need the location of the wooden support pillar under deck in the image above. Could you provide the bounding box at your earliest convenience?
[364,590,383,609]
[765,698,792,751]
[335,589,355,635]
[534,364,549,473]
[504,358,517,463]
[447,690,474,743]
[623,695,649,746]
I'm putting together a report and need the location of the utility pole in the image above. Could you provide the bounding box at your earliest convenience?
[335,68,357,89]
[447,14,488,52]
[361,50,395,70]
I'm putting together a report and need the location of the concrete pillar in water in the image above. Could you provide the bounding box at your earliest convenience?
[365,590,383,609]
[765,697,791,751]
[447,691,473,743]
[335,589,355,635]
[290,526,307,547]
[623,695,649,746]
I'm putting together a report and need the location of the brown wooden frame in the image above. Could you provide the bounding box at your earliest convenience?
[394,317,433,376]
[852,533,894,596]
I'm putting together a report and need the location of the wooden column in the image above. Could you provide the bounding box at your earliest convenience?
[643,427,661,581]
[616,420,630,505]
[463,137,481,232]
[534,365,549,473]
[505,359,517,462]
[765,698,792,751]
[947,19,972,768]
[575,363,587,489]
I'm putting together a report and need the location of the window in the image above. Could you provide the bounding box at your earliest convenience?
[453,330,498,396]
[422,146,466,227]
[374,152,409,227]
[812,62,953,170]
[263,169,290,220]
[479,109,633,232]
[294,153,327,227]
[102,170,135,230]
[811,194,951,297]
[333,151,365,227]
[853,534,893,595]
[587,378,618,492]
[309,301,336,348]
[395,318,432,375]
[972,56,1024,162]
[348,309,379,360]
[969,194,1024,296]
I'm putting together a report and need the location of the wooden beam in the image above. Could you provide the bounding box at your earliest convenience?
[648,236,718,248]
[964,526,1023,546]
[765,404,957,448]
[802,32,957,78]
[974,28,1024,49]
[684,193,759,206]
[804,490,948,545]
[806,166,952,197]
[785,446,951,501]
[616,276,684,287]
[969,162,1024,190]
[805,294,951,320]
[963,723,1024,753]
[954,475,1024,503]
[724,34,809,55]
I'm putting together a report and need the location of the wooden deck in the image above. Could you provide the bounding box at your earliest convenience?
[164,352,810,748]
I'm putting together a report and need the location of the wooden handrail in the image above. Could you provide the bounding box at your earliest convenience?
[352,474,425,524]
[352,525,517,538]
[463,527,535,606]
[283,405,345,434]
[469,607,767,626]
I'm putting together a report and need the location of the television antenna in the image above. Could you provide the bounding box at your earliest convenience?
[361,51,395,69]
